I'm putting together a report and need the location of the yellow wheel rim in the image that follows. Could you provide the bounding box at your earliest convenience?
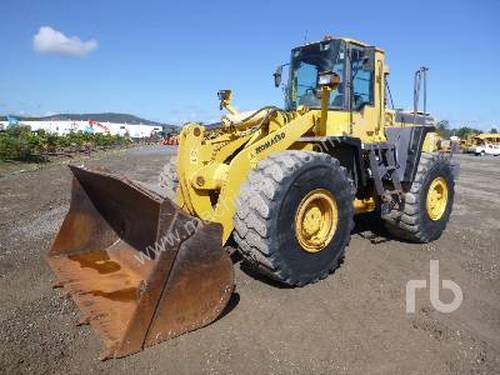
[294,189,338,253]
[426,177,448,221]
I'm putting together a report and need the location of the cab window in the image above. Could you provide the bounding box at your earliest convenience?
[289,40,347,110]
[351,48,374,110]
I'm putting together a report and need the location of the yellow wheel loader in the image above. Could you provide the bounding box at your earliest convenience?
[47,36,458,358]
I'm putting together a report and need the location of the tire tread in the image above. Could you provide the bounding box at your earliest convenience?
[234,151,355,286]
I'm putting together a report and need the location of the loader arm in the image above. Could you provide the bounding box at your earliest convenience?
[176,110,318,242]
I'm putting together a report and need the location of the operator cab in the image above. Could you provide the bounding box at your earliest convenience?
[281,37,377,113]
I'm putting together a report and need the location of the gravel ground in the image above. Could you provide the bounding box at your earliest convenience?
[0,147,499,374]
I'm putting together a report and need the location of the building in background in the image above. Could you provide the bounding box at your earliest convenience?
[0,119,163,138]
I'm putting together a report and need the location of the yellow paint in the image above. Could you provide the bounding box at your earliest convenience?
[426,177,448,221]
[353,197,377,214]
[214,111,318,240]
[422,131,440,153]
[294,189,338,253]
[318,85,332,135]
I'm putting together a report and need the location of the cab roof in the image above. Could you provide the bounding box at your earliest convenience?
[295,36,384,53]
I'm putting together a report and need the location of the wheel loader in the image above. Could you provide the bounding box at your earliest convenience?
[47,35,457,359]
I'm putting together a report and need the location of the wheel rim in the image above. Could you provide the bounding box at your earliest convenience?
[294,189,338,253]
[426,177,448,221]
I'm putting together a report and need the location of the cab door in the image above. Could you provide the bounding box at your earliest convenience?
[348,44,386,143]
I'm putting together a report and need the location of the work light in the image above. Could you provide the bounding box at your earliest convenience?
[318,71,340,89]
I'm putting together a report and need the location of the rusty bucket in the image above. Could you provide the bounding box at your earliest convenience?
[47,166,234,359]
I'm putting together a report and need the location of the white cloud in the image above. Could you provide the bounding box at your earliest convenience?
[33,26,98,57]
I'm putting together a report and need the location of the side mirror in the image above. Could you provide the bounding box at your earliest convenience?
[217,89,232,110]
[273,65,283,87]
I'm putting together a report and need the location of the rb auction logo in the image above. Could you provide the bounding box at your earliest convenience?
[406,260,463,314]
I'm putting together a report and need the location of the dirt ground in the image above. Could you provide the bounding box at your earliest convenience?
[1,146,499,374]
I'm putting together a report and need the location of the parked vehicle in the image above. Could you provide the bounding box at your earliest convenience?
[474,143,500,156]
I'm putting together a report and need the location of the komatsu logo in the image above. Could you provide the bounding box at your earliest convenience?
[255,132,285,154]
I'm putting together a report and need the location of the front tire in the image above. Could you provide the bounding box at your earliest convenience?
[233,151,355,286]
[382,153,455,243]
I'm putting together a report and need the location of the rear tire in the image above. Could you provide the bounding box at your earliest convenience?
[233,151,355,286]
[382,153,455,243]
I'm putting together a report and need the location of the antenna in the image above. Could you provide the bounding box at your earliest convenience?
[304,29,309,44]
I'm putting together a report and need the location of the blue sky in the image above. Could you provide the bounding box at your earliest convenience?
[0,0,498,129]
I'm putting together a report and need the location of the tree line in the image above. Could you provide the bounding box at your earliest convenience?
[436,120,498,139]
